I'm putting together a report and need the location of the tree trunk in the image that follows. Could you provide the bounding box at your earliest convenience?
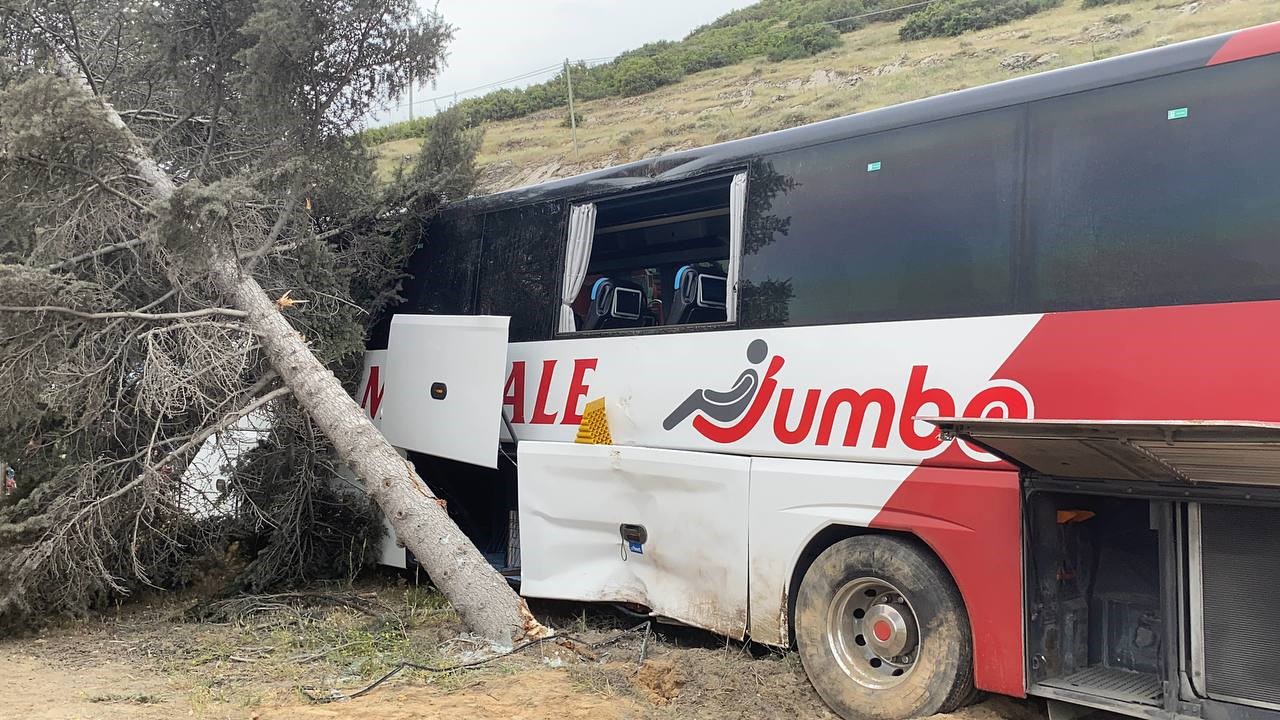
[62,63,547,647]
[211,257,547,646]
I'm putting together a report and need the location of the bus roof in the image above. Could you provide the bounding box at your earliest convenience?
[444,21,1280,215]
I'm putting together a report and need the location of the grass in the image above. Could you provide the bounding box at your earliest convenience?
[374,0,1280,189]
[373,138,428,181]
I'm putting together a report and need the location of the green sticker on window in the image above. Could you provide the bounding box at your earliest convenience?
[866,161,882,172]
[1167,107,1189,120]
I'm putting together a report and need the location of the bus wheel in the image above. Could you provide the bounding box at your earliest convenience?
[795,535,974,720]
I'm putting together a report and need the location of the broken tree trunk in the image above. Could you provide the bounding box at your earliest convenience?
[61,63,548,646]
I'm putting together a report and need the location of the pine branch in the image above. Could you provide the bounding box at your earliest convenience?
[46,237,147,271]
[0,305,248,321]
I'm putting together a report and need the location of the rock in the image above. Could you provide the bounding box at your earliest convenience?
[783,69,842,91]
[1035,52,1061,66]
[807,68,837,87]
[1000,52,1036,71]
[871,54,909,76]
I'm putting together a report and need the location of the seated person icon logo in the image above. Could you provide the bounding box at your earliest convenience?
[663,339,770,431]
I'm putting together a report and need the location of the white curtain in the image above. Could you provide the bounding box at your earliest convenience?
[560,203,598,332]
[726,172,748,322]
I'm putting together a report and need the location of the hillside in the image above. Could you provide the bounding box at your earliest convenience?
[374,0,1279,194]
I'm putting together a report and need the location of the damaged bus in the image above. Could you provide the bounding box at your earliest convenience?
[358,21,1280,720]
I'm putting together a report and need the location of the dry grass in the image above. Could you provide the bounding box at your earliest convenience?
[374,0,1280,190]
[0,583,1054,720]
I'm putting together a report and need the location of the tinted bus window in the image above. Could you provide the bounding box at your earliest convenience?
[739,108,1021,328]
[476,202,565,342]
[407,211,483,315]
[1024,54,1280,312]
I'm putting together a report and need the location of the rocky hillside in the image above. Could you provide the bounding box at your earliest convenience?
[373,0,1278,194]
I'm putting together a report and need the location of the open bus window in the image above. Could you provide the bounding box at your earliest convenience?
[558,173,746,333]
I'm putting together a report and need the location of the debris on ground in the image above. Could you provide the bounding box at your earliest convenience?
[0,578,1051,720]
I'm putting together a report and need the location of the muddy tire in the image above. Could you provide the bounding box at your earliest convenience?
[795,535,974,720]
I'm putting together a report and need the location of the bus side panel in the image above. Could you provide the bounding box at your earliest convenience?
[355,350,408,569]
[870,462,1023,697]
[519,441,752,639]
[748,458,1024,698]
[746,458,915,644]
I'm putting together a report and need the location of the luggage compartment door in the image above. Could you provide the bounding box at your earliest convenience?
[927,418,1280,486]
[518,442,750,638]
[381,314,510,468]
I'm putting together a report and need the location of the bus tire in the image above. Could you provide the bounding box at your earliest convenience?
[795,535,974,720]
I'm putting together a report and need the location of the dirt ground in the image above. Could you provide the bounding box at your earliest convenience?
[0,581,1051,720]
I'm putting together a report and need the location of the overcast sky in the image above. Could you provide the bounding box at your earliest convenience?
[368,0,755,126]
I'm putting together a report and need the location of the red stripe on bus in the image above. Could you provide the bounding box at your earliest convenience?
[991,300,1280,423]
[1208,22,1280,66]
[870,461,1025,697]
[872,299,1280,697]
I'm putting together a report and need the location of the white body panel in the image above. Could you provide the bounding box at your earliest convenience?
[355,349,406,569]
[746,458,916,644]
[357,349,387,429]
[518,441,751,638]
[499,315,1040,465]
[382,315,510,468]
[360,313,1042,633]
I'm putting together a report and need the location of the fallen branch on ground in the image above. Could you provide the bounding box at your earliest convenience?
[301,621,654,703]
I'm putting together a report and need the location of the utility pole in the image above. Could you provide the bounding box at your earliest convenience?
[564,58,579,160]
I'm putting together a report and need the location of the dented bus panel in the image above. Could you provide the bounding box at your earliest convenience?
[518,442,750,639]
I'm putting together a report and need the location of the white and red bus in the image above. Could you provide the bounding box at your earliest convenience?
[359,22,1280,720]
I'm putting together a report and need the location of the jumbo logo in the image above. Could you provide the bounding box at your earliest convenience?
[662,339,1033,462]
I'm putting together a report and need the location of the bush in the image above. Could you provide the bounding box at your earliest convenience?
[1081,0,1132,7]
[766,24,841,61]
[612,56,671,96]
[898,0,1062,40]
[361,116,431,146]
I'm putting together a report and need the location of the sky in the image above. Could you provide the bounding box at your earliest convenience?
[367,0,755,127]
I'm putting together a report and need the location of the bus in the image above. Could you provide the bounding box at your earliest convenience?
[358,21,1280,720]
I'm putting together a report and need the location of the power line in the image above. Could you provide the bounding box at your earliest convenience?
[392,62,564,109]
[817,0,941,27]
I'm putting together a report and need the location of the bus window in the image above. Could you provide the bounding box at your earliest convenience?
[1025,53,1280,312]
[559,174,744,333]
[475,202,565,342]
[410,210,483,316]
[738,108,1021,329]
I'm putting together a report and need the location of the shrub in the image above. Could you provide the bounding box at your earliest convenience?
[766,25,841,62]
[361,116,431,145]
[898,0,1062,40]
[612,56,666,96]
[1081,0,1133,7]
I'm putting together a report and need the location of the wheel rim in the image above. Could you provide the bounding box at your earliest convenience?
[825,576,920,690]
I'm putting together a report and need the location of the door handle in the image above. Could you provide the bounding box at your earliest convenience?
[620,523,648,545]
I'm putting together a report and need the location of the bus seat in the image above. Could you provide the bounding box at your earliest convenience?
[584,277,646,331]
[668,265,728,325]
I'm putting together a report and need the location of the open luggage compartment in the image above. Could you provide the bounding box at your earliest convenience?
[1026,492,1164,707]
[930,417,1280,720]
